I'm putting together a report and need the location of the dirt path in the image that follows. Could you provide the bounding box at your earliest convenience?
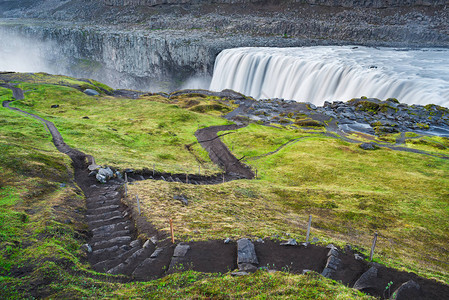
[4,98,449,299]
[195,124,254,179]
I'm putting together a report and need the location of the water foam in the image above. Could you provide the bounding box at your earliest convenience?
[209,46,449,107]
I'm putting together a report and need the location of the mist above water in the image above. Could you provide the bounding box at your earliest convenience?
[0,30,60,74]
[209,46,449,107]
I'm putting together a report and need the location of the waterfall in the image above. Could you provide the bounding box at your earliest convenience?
[209,46,449,107]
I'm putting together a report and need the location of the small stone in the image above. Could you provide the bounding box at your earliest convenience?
[359,142,379,150]
[300,242,309,247]
[150,236,158,244]
[82,116,89,119]
[302,269,312,274]
[354,253,364,261]
[255,238,264,243]
[327,248,339,257]
[326,244,337,250]
[280,238,297,246]
[231,271,249,276]
[238,263,258,273]
[224,237,231,244]
[311,237,319,243]
[143,240,151,248]
[130,240,140,248]
[81,244,92,253]
[51,104,59,108]
[88,171,97,177]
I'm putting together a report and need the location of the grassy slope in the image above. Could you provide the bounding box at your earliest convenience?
[130,120,449,283]
[12,82,230,174]
[0,81,370,298]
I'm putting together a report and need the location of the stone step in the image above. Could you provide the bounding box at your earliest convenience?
[87,199,121,210]
[91,236,133,251]
[93,245,141,273]
[89,215,125,229]
[87,205,120,214]
[168,243,191,273]
[108,241,154,275]
[86,210,122,221]
[91,222,129,235]
[132,247,168,279]
[90,229,131,243]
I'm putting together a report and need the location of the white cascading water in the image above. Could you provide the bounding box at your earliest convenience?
[209,46,449,107]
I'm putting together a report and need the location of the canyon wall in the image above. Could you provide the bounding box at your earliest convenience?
[102,0,449,7]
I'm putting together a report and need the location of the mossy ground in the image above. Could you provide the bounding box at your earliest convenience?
[1,73,448,297]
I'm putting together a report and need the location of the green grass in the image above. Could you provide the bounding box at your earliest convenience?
[2,73,449,297]
[11,82,230,174]
[132,122,449,284]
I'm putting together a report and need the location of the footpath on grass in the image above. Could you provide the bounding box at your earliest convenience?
[3,93,449,299]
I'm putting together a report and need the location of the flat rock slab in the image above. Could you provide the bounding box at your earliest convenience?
[353,267,378,291]
[237,238,258,265]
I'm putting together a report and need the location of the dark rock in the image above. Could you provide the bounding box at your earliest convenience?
[82,116,90,119]
[325,255,341,270]
[390,280,421,300]
[327,248,339,257]
[321,267,334,278]
[51,104,59,108]
[359,142,379,150]
[237,238,258,264]
[173,194,188,206]
[353,267,378,291]
[150,248,164,258]
[173,244,190,257]
[88,171,97,177]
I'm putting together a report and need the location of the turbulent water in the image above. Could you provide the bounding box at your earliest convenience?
[209,46,449,107]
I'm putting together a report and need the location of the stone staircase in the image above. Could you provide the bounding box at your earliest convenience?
[84,177,448,299]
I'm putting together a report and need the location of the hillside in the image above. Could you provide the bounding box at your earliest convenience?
[1,72,448,298]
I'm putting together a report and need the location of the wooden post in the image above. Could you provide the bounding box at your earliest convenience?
[169,218,175,244]
[306,215,312,243]
[153,164,155,176]
[198,165,201,175]
[186,173,189,184]
[222,172,225,184]
[136,195,141,215]
[255,168,258,179]
[370,232,378,261]
[124,173,128,197]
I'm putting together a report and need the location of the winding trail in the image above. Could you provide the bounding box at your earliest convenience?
[3,96,449,299]
[195,124,254,179]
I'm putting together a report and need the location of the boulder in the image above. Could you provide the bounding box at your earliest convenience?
[359,142,379,150]
[84,89,100,96]
[353,267,378,291]
[96,167,114,183]
[237,238,258,264]
[390,280,421,300]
